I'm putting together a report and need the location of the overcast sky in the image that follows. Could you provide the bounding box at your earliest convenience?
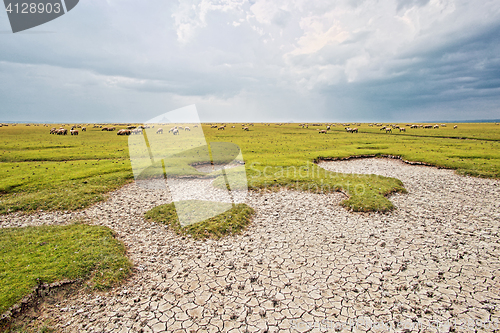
[1,0,499,123]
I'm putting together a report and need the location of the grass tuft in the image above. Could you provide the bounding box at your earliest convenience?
[213,163,406,212]
[145,200,255,239]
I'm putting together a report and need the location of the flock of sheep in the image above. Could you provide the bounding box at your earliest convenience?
[49,125,86,135]
[24,121,473,138]
[45,124,196,136]
[154,125,195,135]
[209,123,254,131]
[311,122,459,134]
[373,123,458,133]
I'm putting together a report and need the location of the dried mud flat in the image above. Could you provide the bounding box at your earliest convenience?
[1,158,500,332]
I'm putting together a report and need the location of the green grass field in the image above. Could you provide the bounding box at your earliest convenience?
[0,223,132,315]
[0,122,499,214]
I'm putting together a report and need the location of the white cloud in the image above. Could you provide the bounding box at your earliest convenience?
[279,0,500,93]
[172,0,247,43]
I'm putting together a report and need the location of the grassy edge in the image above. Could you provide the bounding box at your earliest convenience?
[0,222,133,320]
[316,152,500,179]
[213,161,407,213]
[0,176,135,216]
[2,151,495,216]
[144,202,255,240]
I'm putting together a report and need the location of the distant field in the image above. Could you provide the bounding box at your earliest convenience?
[0,122,499,214]
[0,125,132,214]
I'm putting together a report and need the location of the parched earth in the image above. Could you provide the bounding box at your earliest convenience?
[1,158,500,332]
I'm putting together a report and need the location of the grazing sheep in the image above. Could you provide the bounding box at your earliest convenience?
[156,128,163,134]
[319,130,327,134]
[434,125,439,129]
[441,124,446,127]
[132,128,142,135]
[352,128,358,133]
[243,127,249,131]
[423,125,433,129]
[117,129,131,135]
[411,125,418,129]
[231,126,235,128]
[57,129,68,135]
[194,125,199,128]
[454,125,458,129]
[326,126,330,130]
[345,127,352,132]
[399,127,406,132]
[50,127,57,134]
[211,125,218,128]
[172,128,179,135]
[185,127,190,131]
[385,128,392,133]
[70,130,79,135]
[218,126,225,130]
[82,127,86,132]
[380,127,386,131]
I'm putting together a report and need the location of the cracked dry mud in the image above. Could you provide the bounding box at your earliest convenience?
[1,158,500,332]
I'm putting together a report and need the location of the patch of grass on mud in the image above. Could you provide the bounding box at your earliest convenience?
[0,223,132,315]
[145,200,255,239]
[213,162,406,212]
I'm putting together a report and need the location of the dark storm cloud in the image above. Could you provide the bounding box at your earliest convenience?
[0,0,499,122]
